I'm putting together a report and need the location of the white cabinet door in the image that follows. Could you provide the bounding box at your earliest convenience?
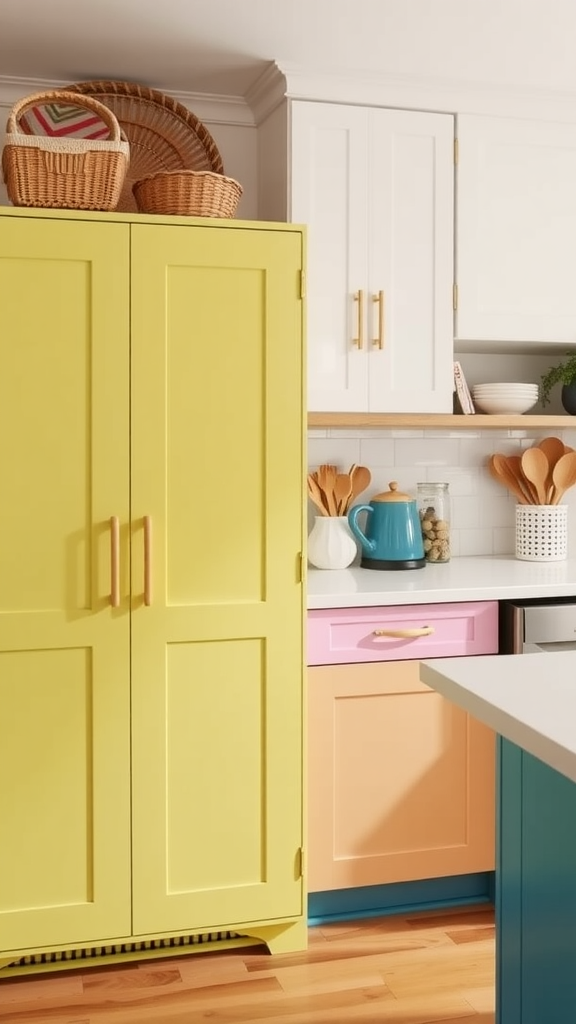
[291,102,369,412]
[456,115,576,344]
[291,101,454,413]
[368,109,454,413]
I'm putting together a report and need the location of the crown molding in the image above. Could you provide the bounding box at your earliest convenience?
[244,62,287,124]
[0,75,255,127]
[246,61,576,124]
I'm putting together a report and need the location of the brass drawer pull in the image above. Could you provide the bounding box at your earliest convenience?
[373,626,434,639]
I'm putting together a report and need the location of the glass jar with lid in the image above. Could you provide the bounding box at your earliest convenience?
[417,482,451,563]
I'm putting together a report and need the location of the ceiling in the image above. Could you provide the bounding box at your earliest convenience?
[1,0,576,99]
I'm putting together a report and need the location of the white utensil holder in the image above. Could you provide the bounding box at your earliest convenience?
[515,504,568,562]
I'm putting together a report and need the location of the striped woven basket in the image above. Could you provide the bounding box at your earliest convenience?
[2,90,130,210]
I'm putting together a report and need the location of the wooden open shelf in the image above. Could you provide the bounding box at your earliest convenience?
[308,413,575,430]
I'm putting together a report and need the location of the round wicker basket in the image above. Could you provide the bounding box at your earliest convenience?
[66,81,225,212]
[133,170,243,218]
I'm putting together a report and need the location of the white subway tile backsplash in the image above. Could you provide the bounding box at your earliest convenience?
[369,467,421,497]
[493,526,516,555]
[458,437,511,464]
[307,425,576,558]
[452,495,483,529]
[388,429,425,438]
[394,437,460,466]
[487,496,516,528]
[358,438,395,466]
[428,468,477,496]
[307,438,361,470]
[458,528,494,556]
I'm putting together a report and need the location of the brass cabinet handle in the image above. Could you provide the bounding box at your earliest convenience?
[372,290,385,349]
[353,289,364,349]
[110,516,120,608]
[143,515,152,606]
[373,626,434,639]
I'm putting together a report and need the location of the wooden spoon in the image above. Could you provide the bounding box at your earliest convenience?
[504,455,537,504]
[334,473,353,515]
[348,465,372,503]
[538,436,566,502]
[489,454,530,504]
[521,447,549,505]
[550,451,576,504]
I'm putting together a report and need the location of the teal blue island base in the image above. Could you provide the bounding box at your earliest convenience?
[498,737,576,1024]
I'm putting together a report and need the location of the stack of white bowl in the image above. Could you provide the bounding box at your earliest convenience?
[472,382,539,415]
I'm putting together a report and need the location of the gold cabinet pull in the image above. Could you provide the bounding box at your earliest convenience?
[110,516,120,608]
[372,290,385,348]
[373,626,434,639]
[353,289,364,349]
[143,515,153,606]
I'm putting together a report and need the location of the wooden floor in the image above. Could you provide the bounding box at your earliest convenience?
[0,905,495,1024]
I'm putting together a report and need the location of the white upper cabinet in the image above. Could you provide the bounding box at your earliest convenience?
[289,102,455,413]
[456,114,576,345]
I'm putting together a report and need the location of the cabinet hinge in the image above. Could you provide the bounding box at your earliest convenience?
[454,137,459,165]
[453,283,458,311]
[297,847,305,879]
[299,270,306,300]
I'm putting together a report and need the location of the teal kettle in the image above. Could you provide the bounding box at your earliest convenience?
[348,481,426,570]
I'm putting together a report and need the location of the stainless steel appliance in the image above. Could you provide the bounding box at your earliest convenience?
[500,598,576,654]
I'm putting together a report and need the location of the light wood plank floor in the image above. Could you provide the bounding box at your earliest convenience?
[0,905,495,1024]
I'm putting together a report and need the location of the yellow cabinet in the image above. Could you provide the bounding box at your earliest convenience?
[0,209,306,968]
[0,216,132,953]
[129,224,305,936]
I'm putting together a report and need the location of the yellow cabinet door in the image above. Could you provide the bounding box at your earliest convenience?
[308,661,495,892]
[130,223,305,935]
[0,215,132,953]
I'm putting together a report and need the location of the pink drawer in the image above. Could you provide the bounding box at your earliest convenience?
[307,601,498,666]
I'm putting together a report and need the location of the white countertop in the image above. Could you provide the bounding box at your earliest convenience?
[307,556,576,608]
[420,652,576,784]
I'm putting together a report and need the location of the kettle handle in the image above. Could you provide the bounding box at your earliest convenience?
[347,504,376,555]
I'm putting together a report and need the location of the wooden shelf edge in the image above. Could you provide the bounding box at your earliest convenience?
[308,413,576,430]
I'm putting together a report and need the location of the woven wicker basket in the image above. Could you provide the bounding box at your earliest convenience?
[133,170,243,218]
[2,90,130,210]
[66,81,225,213]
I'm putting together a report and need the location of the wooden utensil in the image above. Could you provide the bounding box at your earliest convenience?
[334,472,353,515]
[503,455,535,503]
[348,464,371,503]
[521,447,549,505]
[550,451,576,504]
[317,464,338,515]
[489,454,530,504]
[307,474,329,515]
[538,436,566,502]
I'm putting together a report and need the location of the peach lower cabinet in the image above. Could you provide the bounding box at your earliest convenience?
[307,601,498,917]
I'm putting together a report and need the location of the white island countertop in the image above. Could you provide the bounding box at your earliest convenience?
[307,556,576,608]
[420,651,576,784]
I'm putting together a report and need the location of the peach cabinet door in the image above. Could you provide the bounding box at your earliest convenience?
[308,660,495,893]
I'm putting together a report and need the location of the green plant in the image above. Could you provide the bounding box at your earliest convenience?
[540,352,576,406]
